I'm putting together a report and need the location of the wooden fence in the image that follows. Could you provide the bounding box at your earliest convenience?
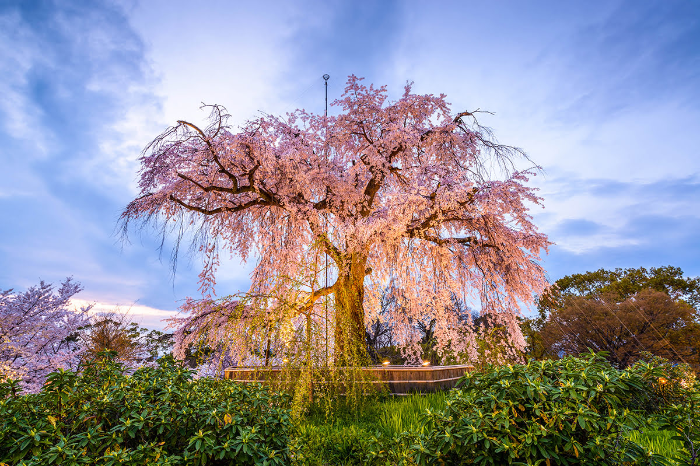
[223,364,473,394]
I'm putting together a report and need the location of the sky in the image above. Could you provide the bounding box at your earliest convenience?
[1,0,699,330]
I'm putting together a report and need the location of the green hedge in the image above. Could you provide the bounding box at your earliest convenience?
[416,353,669,465]
[0,354,292,465]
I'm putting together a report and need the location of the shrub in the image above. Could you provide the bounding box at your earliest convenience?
[0,353,292,465]
[415,352,666,465]
[655,379,700,466]
[629,352,700,465]
[634,351,697,411]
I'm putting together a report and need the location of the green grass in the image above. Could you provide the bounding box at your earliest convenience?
[376,392,448,436]
[301,392,447,437]
[292,392,448,465]
[630,428,686,460]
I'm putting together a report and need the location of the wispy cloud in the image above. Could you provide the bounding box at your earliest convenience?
[71,298,179,331]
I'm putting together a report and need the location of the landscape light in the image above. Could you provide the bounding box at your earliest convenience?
[422,360,430,366]
[283,358,289,363]
[382,360,390,366]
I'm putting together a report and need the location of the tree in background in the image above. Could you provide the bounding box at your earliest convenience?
[539,266,700,311]
[0,278,91,393]
[79,311,174,365]
[80,312,145,363]
[121,76,549,368]
[533,267,700,369]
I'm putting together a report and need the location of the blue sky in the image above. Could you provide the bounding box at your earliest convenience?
[1,0,699,329]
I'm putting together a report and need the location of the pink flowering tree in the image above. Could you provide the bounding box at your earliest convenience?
[121,76,549,367]
[0,278,92,393]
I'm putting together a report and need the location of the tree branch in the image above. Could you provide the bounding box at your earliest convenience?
[297,284,335,315]
[169,194,270,215]
[177,119,242,188]
[410,232,496,248]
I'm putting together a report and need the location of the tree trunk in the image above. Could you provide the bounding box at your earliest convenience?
[333,252,369,365]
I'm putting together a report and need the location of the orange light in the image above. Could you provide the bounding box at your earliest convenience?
[422,360,430,366]
[382,360,390,366]
[658,377,668,385]
[283,358,289,363]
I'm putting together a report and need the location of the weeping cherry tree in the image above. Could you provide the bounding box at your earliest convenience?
[120,76,550,370]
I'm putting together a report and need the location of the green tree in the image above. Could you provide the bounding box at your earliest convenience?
[79,312,173,365]
[539,266,700,312]
[532,266,700,368]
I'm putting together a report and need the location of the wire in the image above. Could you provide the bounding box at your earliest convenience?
[280,76,326,116]
[622,294,690,365]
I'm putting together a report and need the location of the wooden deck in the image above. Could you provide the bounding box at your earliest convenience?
[223,364,473,394]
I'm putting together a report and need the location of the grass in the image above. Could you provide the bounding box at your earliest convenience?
[630,428,686,460]
[376,392,449,436]
[292,392,447,465]
[301,392,447,436]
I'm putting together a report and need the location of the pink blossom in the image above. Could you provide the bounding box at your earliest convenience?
[123,76,550,367]
[0,278,92,393]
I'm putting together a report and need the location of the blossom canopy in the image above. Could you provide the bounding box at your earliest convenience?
[120,76,550,364]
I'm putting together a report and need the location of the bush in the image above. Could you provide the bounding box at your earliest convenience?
[629,352,700,465]
[0,353,292,465]
[634,351,697,411]
[416,352,666,465]
[657,384,700,466]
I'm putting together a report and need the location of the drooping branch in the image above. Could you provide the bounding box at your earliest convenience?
[416,233,496,248]
[176,173,239,194]
[177,118,243,187]
[122,75,550,367]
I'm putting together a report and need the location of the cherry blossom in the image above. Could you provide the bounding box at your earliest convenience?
[121,76,550,366]
[0,278,92,393]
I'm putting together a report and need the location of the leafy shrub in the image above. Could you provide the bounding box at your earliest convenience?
[634,351,697,411]
[416,352,665,465]
[0,353,292,465]
[656,380,700,466]
[290,423,384,465]
[628,352,700,465]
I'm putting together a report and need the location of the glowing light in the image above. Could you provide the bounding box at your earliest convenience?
[382,360,390,366]
[283,358,289,363]
[422,360,430,366]
[658,377,668,385]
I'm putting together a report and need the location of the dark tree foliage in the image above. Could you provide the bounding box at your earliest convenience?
[539,265,700,312]
[531,266,700,369]
[79,313,174,365]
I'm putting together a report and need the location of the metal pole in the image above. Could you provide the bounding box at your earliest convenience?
[322,74,329,364]
[323,74,329,117]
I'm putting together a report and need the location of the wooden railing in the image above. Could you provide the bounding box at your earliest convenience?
[223,364,473,394]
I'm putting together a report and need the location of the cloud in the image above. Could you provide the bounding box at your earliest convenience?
[0,1,163,197]
[538,175,700,279]
[551,219,604,237]
[0,0,210,316]
[70,298,179,331]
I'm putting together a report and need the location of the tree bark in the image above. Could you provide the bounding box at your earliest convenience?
[333,252,369,365]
